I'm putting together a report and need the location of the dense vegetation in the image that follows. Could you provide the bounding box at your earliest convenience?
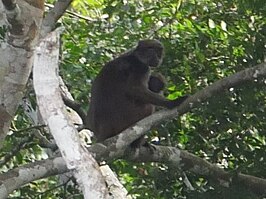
[2,0,265,198]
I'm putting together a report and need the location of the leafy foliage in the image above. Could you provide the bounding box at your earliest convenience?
[1,0,265,198]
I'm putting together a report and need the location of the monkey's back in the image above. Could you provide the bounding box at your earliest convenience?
[87,58,153,141]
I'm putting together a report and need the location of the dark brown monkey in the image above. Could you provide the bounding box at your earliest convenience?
[86,39,187,142]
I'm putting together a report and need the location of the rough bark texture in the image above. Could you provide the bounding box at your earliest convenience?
[40,0,73,37]
[1,136,266,196]
[0,0,44,147]
[33,31,107,199]
[0,157,66,199]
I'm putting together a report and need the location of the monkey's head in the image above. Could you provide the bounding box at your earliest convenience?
[134,39,164,67]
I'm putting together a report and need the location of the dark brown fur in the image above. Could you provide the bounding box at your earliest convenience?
[86,40,187,142]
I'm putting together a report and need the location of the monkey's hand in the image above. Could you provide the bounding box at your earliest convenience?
[166,95,188,109]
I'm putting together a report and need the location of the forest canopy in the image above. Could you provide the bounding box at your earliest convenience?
[0,0,265,198]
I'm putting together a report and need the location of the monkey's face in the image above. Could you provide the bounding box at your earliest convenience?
[135,40,164,67]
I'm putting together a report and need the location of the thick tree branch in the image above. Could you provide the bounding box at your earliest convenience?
[33,30,107,198]
[40,0,73,37]
[0,157,67,199]
[0,0,44,147]
[1,142,266,197]
[126,145,266,195]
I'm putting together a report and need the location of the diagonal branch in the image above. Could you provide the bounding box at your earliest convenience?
[99,62,266,157]
[126,145,266,196]
[0,157,67,199]
[33,30,107,198]
[0,0,44,147]
[40,0,73,37]
[1,142,266,197]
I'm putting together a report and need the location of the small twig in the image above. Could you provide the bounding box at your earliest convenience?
[45,3,96,22]
[11,125,57,150]
[0,134,34,167]
[11,125,46,133]
[34,177,72,198]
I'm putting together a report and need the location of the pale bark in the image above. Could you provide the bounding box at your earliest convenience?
[126,145,266,195]
[41,0,73,37]
[100,165,132,199]
[1,139,266,196]
[0,157,66,199]
[33,30,107,198]
[0,0,44,147]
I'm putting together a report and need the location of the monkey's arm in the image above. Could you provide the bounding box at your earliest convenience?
[127,84,187,109]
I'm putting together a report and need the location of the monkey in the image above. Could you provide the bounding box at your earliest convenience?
[62,71,167,146]
[86,39,188,143]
